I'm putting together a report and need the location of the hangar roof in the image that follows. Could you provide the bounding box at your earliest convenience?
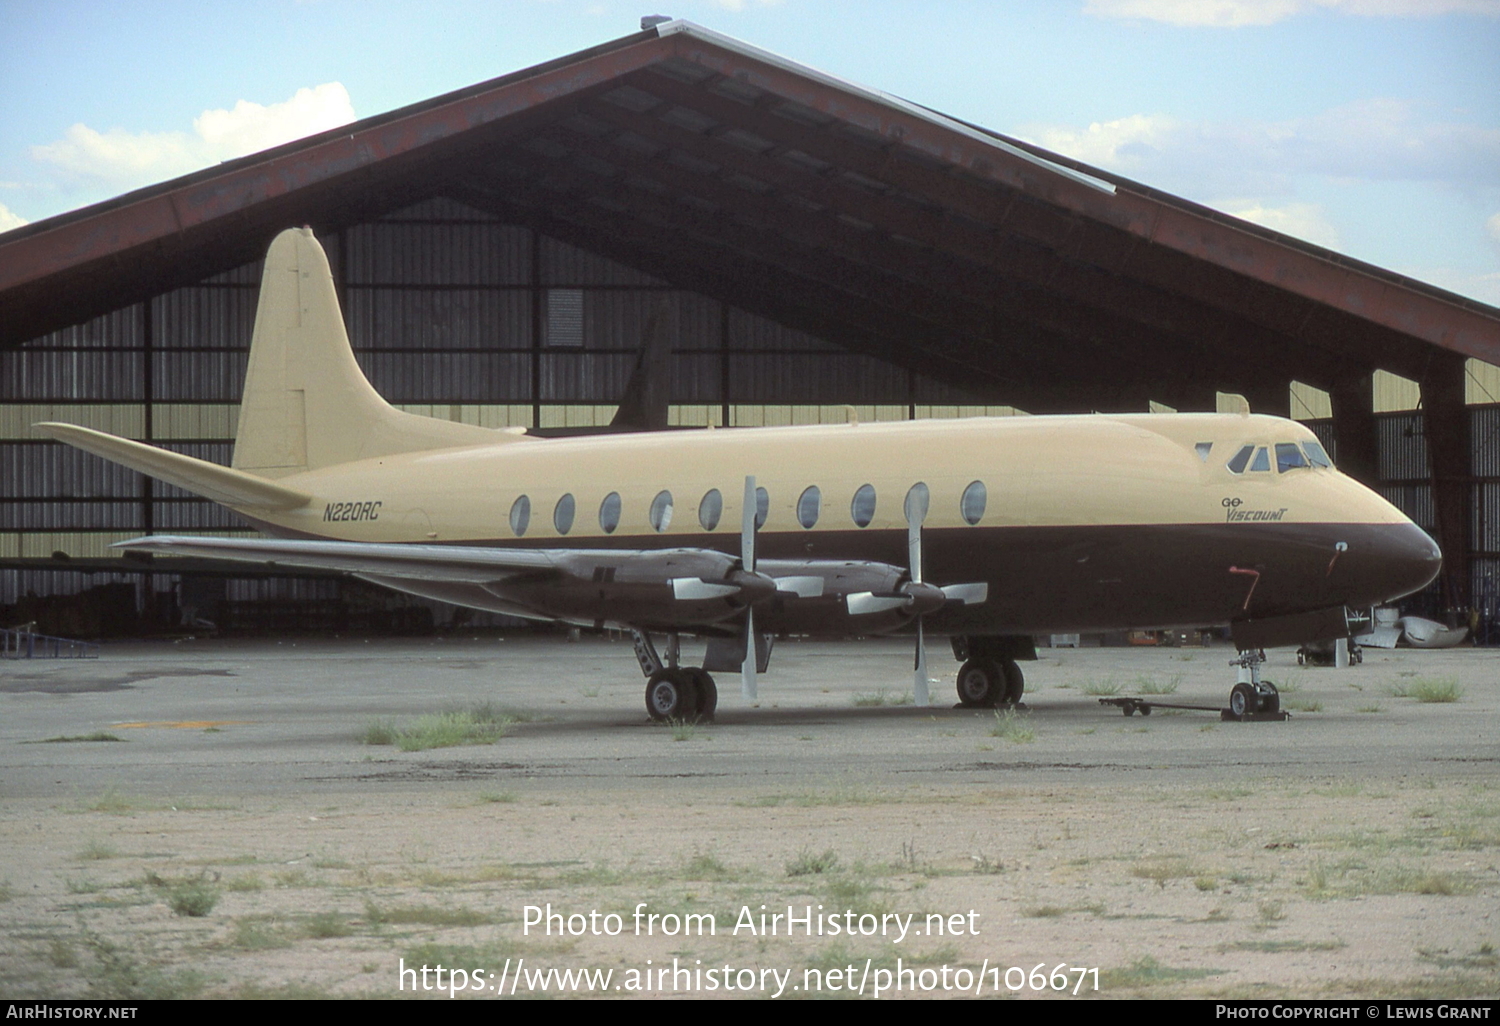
[2,19,1497,412]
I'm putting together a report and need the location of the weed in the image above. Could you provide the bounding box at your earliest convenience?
[225,873,264,892]
[1137,674,1181,695]
[683,852,737,881]
[1357,704,1384,714]
[30,732,126,744]
[80,933,203,999]
[359,719,399,745]
[853,689,914,707]
[83,787,134,815]
[1287,700,1323,713]
[65,877,101,895]
[1131,857,1197,888]
[1410,678,1464,703]
[167,881,218,917]
[786,848,840,877]
[360,704,513,751]
[990,708,1035,743]
[1081,679,1120,696]
[76,840,119,861]
[1226,939,1346,953]
[666,719,699,742]
[304,911,351,938]
[970,854,1004,875]
[1257,900,1287,924]
[1194,876,1218,891]
[229,917,293,950]
[476,791,517,804]
[1101,956,1223,988]
[46,938,80,968]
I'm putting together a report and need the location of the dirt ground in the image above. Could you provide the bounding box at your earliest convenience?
[0,635,1495,999]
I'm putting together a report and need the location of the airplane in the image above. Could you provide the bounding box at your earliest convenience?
[35,227,1443,722]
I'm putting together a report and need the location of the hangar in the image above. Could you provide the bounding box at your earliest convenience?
[2,20,1497,640]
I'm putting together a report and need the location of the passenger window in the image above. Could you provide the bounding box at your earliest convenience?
[755,487,769,529]
[510,495,531,537]
[1227,445,1254,474]
[649,490,674,532]
[904,482,930,525]
[699,489,722,531]
[1275,442,1309,473]
[598,492,621,534]
[553,493,575,535]
[797,485,821,529]
[961,480,987,525]
[1250,447,1271,473]
[850,484,876,528]
[1303,441,1332,468]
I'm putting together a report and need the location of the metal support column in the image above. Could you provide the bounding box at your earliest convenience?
[1422,351,1471,619]
[1330,373,1379,487]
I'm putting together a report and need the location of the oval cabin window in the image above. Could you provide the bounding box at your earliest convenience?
[554,493,575,535]
[649,490,674,533]
[699,489,722,531]
[961,480,987,525]
[797,486,821,529]
[509,495,531,537]
[598,492,621,534]
[904,482,930,525]
[755,487,769,529]
[850,484,876,528]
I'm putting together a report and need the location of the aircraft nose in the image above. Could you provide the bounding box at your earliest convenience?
[1356,520,1442,605]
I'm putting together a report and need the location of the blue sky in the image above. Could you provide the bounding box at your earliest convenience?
[2,0,1497,305]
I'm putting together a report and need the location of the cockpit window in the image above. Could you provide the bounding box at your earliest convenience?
[1302,441,1332,468]
[1275,442,1309,473]
[1249,447,1271,473]
[1194,442,1212,462]
[1227,445,1254,474]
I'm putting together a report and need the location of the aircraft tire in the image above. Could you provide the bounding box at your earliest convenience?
[1001,659,1025,705]
[685,667,717,720]
[955,658,1005,708]
[1229,682,1257,719]
[1258,682,1279,715]
[645,669,699,721]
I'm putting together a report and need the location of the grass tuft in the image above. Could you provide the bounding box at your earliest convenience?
[360,704,513,751]
[853,689,914,707]
[786,848,840,877]
[990,708,1035,743]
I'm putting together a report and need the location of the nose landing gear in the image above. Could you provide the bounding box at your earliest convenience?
[1226,649,1285,720]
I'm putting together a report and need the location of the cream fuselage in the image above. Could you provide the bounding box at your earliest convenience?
[242,411,1440,636]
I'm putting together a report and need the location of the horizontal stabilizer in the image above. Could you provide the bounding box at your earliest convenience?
[36,423,312,511]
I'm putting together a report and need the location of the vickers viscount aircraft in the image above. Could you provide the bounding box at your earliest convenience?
[37,228,1442,721]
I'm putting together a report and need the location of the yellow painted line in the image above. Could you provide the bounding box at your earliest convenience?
[111,720,253,729]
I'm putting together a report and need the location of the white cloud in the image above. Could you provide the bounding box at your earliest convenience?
[1084,0,1500,26]
[1487,212,1500,245]
[31,83,356,194]
[1024,100,1500,197]
[0,203,29,234]
[1221,200,1341,248]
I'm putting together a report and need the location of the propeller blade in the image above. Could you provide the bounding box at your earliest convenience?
[741,606,757,700]
[846,592,910,616]
[741,475,757,572]
[908,513,923,585]
[914,616,929,706]
[939,582,989,605]
[671,578,740,601]
[772,575,824,598]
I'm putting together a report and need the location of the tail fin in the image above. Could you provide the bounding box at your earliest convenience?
[233,228,521,478]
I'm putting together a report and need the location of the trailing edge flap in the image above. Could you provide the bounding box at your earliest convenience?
[111,535,566,584]
[35,423,312,511]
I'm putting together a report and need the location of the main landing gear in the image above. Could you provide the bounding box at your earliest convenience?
[951,636,1030,708]
[633,630,718,721]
